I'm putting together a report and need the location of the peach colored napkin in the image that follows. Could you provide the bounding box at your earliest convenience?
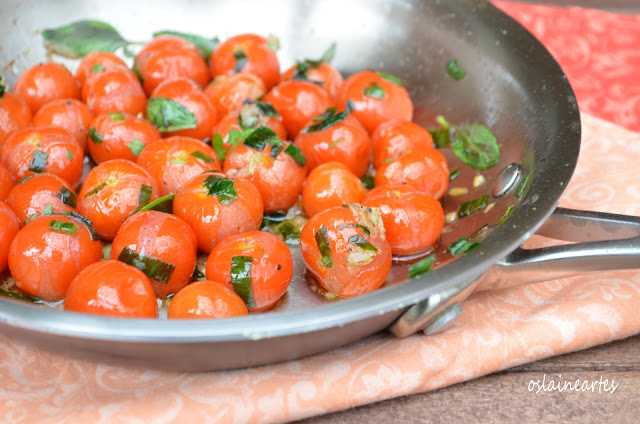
[1,113,639,424]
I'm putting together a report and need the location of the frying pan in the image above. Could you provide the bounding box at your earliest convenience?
[0,0,635,371]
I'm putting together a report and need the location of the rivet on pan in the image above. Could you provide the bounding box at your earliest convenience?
[492,163,522,198]
[422,303,462,336]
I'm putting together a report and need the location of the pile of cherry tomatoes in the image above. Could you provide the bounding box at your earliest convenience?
[0,32,448,319]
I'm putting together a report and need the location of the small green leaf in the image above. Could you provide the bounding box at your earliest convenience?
[0,288,39,303]
[304,42,337,68]
[255,101,280,117]
[260,219,302,245]
[429,128,451,148]
[67,211,100,241]
[66,149,74,160]
[303,108,349,133]
[134,184,153,213]
[28,150,48,173]
[132,193,175,214]
[498,205,514,226]
[42,20,128,58]
[348,234,379,252]
[230,256,255,307]
[53,186,77,208]
[91,63,105,73]
[212,133,226,160]
[378,71,403,86]
[363,82,384,99]
[0,82,5,98]
[269,138,285,159]
[449,168,461,181]
[84,182,106,198]
[361,174,375,190]
[243,126,279,151]
[153,30,219,59]
[146,97,197,132]
[202,174,237,205]
[127,138,145,157]
[516,176,529,198]
[408,254,436,278]
[458,194,489,217]
[42,203,53,215]
[267,34,279,52]
[117,246,175,284]
[284,144,306,167]
[88,127,103,144]
[49,219,78,235]
[446,58,466,81]
[451,124,500,170]
[109,112,125,122]
[233,49,248,73]
[330,137,345,148]
[171,159,188,165]
[192,266,206,281]
[191,150,214,163]
[315,226,333,268]
[447,237,480,256]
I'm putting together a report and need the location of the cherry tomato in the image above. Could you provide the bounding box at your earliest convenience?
[87,112,160,164]
[213,101,287,147]
[13,62,80,113]
[335,70,413,134]
[6,173,77,225]
[82,67,147,116]
[371,119,434,169]
[0,162,15,201]
[263,80,333,139]
[0,202,20,272]
[64,260,158,318]
[78,159,158,240]
[210,34,280,90]
[302,162,367,218]
[294,110,371,177]
[281,61,343,101]
[205,230,293,311]
[112,211,197,298]
[135,35,210,96]
[74,51,129,87]
[0,92,32,147]
[223,137,306,213]
[362,184,444,256]
[32,99,94,151]
[136,136,221,196]
[173,171,263,253]
[167,280,248,319]
[8,214,102,300]
[374,148,449,199]
[150,77,217,141]
[300,203,392,298]
[0,127,84,187]
[204,73,266,118]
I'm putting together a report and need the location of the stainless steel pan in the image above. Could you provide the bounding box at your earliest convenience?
[0,0,635,371]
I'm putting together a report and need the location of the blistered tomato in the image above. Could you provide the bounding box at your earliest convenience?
[281,60,343,101]
[0,162,15,201]
[74,51,129,87]
[32,99,94,151]
[0,202,20,272]
[336,70,413,134]
[136,135,221,196]
[0,91,32,147]
[213,101,287,147]
[204,73,266,118]
[362,184,444,256]
[173,171,263,253]
[374,148,449,199]
[300,203,392,298]
[112,211,197,297]
[6,173,77,225]
[210,33,280,89]
[168,280,248,319]
[87,112,161,163]
[371,119,434,169]
[64,260,158,318]
[8,214,102,300]
[78,159,158,240]
[294,109,371,177]
[0,127,84,187]
[82,67,147,116]
[13,62,80,113]
[302,162,367,218]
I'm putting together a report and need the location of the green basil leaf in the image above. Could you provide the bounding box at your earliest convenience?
[449,168,461,181]
[127,138,145,157]
[42,20,128,58]
[284,144,306,167]
[84,182,106,198]
[361,174,375,190]
[260,219,301,245]
[146,97,197,132]
[315,226,333,268]
[348,234,379,252]
[304,42,337,68]
[256,101,280,117]
[191,150,214,163]
[132,193,175,214]
[212,133,226,160]
[53,186,77,208]
[28,150,48,173]
[451,124,500,170]
[66,149,74,160]
[88,127,103,144]
[428,128,451,148]
[244,126,279,151]
[153,30,219,59]
[458,194,489,217]
[408,254,436,278]
[269,138,285,159]
[0,83,5,98]
[117,246,175,284]
[446,58,466,81]
[230,256,255,307]
[363,82,384,99]
[49,219,78,235]
[67,211,100,241]
[447,237,480,256]
[233,49,248,73]
[303,108,349,133]
[202,174,237,205]
[378,71,403,86]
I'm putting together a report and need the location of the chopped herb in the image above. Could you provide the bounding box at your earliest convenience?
[84,182,106,198]
[270,221,301,244]
[303,108,349,133]
[361,174,375,190]
[435,116,500,170]
[202,174,237,205]
[42,203,53,216]
[291,43,337,83]
[67,211,100,241]
[233,49,248,73]
[212,133,226,160]
[267,34,279,52]
[345,99,356,113]
[108,112,125,122]
[449,168,461,181]
[348,234,379,252]
[469,224,490,240]
[127,138,145,157]
[330,137,345,148]
[447,237,480,256]
[315,226,333,268]
[91,63,105,72]
[66,149,73,160]
[230,256,255,307]
[338,223,371,237]
[136,184,153,210]
[170,159,188,165]
[49,219,78,235]
[243,126,280,151]
[408,254,436,278]
[132,193,175,214]
[192,266,206,281]
[515,176,528,198]
[446,58,466,81]
[308,42,336,67]
[0,82,5,98]
[429,128,450,148]
[132,63,143,82]
[16,175,34,184]
[42,20,127,58]
[152,30,219,59]
[117,246,175,284]
[88,127,103,144]
[28,150,48,173]
[498,205,514,226]
[0,288,39,303]
[363,82,385,99]
[377,71,403,86]
[458,194,489,217]
[255,101,280,117]
[53,186,77,208]
[284,144,306,167]
[269,138,285,158]
[146,97,197,132]
[190,150,214,163]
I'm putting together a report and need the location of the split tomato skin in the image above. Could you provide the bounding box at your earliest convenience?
[371,119,434,169]
[205,230,293,312]
[280,61,344,101]
[300,203,392,298]
[78,159,159,240]
[0,202,20,272]
[213,102,287,145]
[87,112,161,164]
[168,280,248,319]
[13,62,81,113]
[362,184,444,256]
[74,51,129,87]
[374,148,449,199]
[8,214,102,301]
[336,70,413,134]
[6,173,77,225]
[82,67,147,116]
[302,162,367,218]
[135,35,210,96]
[204,73,266,118]
[33,99,94,151]
[136,136,221,196]
[112,211,198,298]
[210,34,280,90]
[0,162,15,201]
[0,92,32,147]
[64,260,158,318]
[173,171,264,253]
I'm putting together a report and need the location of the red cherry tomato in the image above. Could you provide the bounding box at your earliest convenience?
[302,162,367,218]
[8,214,102,300]
[75,51,130,87]
[204,73,266,118]
[300,203,392,298]
[13,62,80,113]
[82,67,147,116]
[374,148,449,199]
[0,202,20,272]
[167,280,248,319]
[362,184,444,256]
[335,70,413,134]
[210,34,280,90]
[371,119,434,169]
[87,112,161,164]
[0,127,84,187]
[6,173,77,225]
[205,231,293,311]
[0,92,32,147]
[112,211,197,298]
[32,99,94,151]
[78,159,158,240]
[173,171,263,253]
[281,61,344,101]
[0,162,15,201]
[212,101,287,147]
[64,260,158,318]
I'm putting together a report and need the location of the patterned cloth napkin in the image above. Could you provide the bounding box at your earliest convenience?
[2,3,640,423]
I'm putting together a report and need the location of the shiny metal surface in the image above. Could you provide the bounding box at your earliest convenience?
[0,0,584,370]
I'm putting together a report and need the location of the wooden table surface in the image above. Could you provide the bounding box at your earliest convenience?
[302,1,640,422]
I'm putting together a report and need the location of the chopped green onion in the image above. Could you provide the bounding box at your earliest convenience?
[363,82,384,99]
[447,237,480,256]
[449,168,461,181]
[516,176,529,198]
[498,205,514,226]
[303,108,349,133]
[458,194,489,217]
[28,150,48,173]
[49,219,78,235]
[0,288,39,303]
[170,159,188,165]
[315,226,333,268]
[202,174,237,205]
[117,246,175,284]
[127,138,145,157]
[146,97,197,132]
[67,211,100,241]
[132,193,175,215]
[88,127,103,144]
[284,144,306,167]
[53,186,77,208]
[348,234,379,252]
[190,150,214,163]
[233,49,247,73]
[137,184,153,209]
[230,255,255,307]
[84,182,106,198]
[446,58,466,81]
[408,254,436,278]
